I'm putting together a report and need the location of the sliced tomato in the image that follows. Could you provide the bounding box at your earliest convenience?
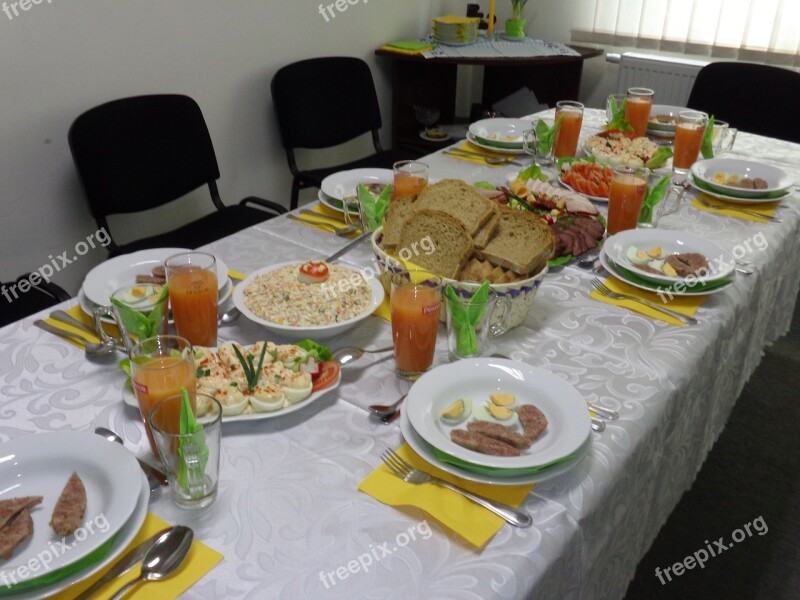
[299,260,329,278]
[312,361,340,392]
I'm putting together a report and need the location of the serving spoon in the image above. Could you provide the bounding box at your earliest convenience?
[332,345,393,366]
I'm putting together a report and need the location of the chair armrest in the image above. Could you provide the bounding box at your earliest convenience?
[39,281,71,302]
[239,196,288,216]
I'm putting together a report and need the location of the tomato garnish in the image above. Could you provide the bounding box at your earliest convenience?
[311,361,339,392]
[299,261,329,277]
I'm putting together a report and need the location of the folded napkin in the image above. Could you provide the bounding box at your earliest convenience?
[293,204,362,237]
[590,276,706,326]
[54,512,222,599]
[448,142,515,166]
[358,443,533,547]
[692,194,779,223]
[380,40,435,55]
[43,304,121,348]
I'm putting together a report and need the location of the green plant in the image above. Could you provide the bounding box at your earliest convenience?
[511,0,528,20]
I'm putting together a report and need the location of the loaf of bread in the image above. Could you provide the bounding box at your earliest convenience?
[476,207,554,275]
[397,209,473,279]
[414,179,496,237]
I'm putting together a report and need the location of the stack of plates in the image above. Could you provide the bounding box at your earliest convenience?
[688,158,793,203]
[318,168,393,215]
[0,432,148,597]
[599,229,736,296]
[79,248,232,320]
[646,104,684,139]
[468,118,529,150]
[432,15,479,46]
[401,359,592,486]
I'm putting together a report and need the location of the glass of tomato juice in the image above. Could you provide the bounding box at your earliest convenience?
[392,161,428,201]
[165,251,218,347]
[390,270,442,380]
[130,335,197,457]
[672,110,708,173]
[553,100,584,158]
[607,166,649,235]
[625,87,654,137]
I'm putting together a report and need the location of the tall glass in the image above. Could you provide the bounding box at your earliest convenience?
[553,101,584,158]
[165,252,218,347]
[522,125,554,166]
[130,335,197,457]
[625,87,655,137]
[392,161,428,201]
[390,270,441,380]
[606,93,627,123]
[673,111,708,173]
[712,120,737,156]
[607,166,649,235]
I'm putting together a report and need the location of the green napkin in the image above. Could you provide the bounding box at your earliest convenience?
[700,115,716,159]
[612,261,733,293]
[431,446,578,476]
[691,175,788,200]
[178,388,208,499]
[638,175,671,224]
[535,118,561,155]
[606,97,634,132]
[386,40,433,51]
[357,183,393,231]
[110,285,168,340]
[445,282,490,356]
[644,147,673,169]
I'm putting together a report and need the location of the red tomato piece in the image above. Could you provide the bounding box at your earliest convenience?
[312,361,340,391]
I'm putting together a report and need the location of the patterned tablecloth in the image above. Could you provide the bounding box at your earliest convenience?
[1,109,799,599]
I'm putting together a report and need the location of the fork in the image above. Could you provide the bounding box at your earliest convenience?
[444,149,524,167]
[380,449,532,527]
[695,196,783,223]
[287,213,360,236]
[590,278,698,325]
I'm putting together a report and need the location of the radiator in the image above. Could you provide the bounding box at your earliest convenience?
[607,52,709,106]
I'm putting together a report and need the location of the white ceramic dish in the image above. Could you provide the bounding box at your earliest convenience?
[465,132,526,155]
[419,130,452,143]
[400,410,591,486]
[232,262,384,340]
[406,358,591,470]
[691,158,793,198]
[469,118,530,149]
[686,173,792,204]
[320,169,393,202]
[0,432,142,591]
[646,104,685,133]
[82,248,228,308]
[605,229,735,285]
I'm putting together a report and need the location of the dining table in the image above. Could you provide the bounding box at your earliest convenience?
[2,108,799,599]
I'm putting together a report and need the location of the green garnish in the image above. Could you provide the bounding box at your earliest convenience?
[516,162,548,182]
[473,181,497,190]
[295,339,333,362]
[700,115,716,159]
[232,342,268,391]
[644,147,674,169]
[197,367,211,378]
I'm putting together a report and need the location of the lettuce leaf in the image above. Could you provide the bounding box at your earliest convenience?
[644,147,673,169]
[295,339,333,362]
[516,163,548,183]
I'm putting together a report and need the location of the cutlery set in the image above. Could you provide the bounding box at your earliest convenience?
[443,148,525,166]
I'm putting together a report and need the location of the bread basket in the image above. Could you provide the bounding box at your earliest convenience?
[371,227,547,329]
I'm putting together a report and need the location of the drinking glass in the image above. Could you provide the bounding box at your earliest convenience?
[553,100,584,158]
[625,87,655,137]
[390,270,442,380]
[392,160,428,201]
[165,251,218,347]
[130,335,197,457]
[522,127,554,166]
[638,184,686,229]
[445,288,510,360]
[607,166,649,235]
[606,93,627,123]
[712,120,737,156]
[149,391,221,509]
[673,111,708,173]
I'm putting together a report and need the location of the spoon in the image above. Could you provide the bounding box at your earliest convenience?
[443,150,523,166]
[94,427,167,491]
[34,320,118,361]
[369,394,408,417]
[332,345,394,366]
[108,526,194,600]
[218,307,241,326]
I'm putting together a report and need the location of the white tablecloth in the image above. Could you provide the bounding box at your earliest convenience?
[1,109,799,599]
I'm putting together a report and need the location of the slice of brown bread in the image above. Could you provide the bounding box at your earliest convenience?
[458,257,525,284]
[476,207,554,275]
[473,206,499,250]
[381,196,417,250]
[397,209,473,279]
[414,179,496,237]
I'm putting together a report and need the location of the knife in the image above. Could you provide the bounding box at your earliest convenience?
[73,528,172,600]
[324,229,373,263]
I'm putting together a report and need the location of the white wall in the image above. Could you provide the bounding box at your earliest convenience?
[0,0,428,293]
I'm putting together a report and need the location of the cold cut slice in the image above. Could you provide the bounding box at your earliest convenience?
[50,472,86,536]
[518,405,548,443]
[466,420,532,449]
[450,429,521,456]
[0,496,42,530]
[0,509,34,560]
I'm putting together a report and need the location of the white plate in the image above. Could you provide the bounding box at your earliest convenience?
[320,169,393,202]
[0,432,142,591]
[465,132,526,155]
[317,189,360,216]
[469,118,530,149]
[686,172,792,204]
[4,472,148,599]
[647,129,675,140]
[646,104,685,133]
[419,130,452,143]
[691,158,793,198]
[233,261,384,340]
[598,250,734,297]
[82,249,228,308]
[406,359,591,469]
[400,410,591,486]
[557,175,608,203]
[605,229,735,285]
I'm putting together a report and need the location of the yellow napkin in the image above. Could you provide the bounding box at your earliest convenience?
[43,304,120,348]
[294,204,362,237]
[54,513,222,599]
[227,268,246,281]
[446,142,516,167]
[358,444,533,547]
[590,276,705,326]
[692,194,779,223]
[370,257,433,322]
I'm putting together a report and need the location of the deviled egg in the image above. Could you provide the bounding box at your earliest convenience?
[279,370,313,404]
[214,383,249,416]
[249,383,286,412]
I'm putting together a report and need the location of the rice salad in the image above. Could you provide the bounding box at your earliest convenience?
[584,133,659,168]
[242,263,372,327]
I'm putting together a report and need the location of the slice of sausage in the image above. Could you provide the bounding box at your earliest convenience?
[518,405,548,443]
[50,472,86,536]
[0,496,42,530]
[467,420,532,449]
[0,509,34,560]
[450,429,521,456]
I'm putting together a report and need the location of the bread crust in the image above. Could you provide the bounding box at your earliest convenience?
[397,209,473,279]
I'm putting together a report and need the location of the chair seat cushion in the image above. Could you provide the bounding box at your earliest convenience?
[111,205,273,256]
[296,149,421,188]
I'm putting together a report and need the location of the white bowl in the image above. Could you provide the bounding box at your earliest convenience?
[232,262,384,340]
[646,104,685,133]
[691,158,793,198]
[469,118,531,149]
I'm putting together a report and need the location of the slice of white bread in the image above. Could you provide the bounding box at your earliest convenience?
[381,196,417,250]
[476,206,554,275]
[472,206,499,250]
[414,179,496,237]
[397,209,473,279]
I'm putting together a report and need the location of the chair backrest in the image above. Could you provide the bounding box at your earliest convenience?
[271,57,383,151]
[68,94,222,219]
[687,62,800,143]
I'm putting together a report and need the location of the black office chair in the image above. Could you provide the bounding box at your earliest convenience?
[69,94,287,257]
[687,62,800,143]
[271,56,420,210]
[1,273,70,327]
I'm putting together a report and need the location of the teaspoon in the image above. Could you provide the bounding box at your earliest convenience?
[369,394,407,417]
[332,345,393,366]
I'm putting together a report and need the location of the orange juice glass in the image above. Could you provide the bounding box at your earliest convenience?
[130,335,197,456]
[390,270,441,380]
[625,88,654,137]
[607,166,649,235]
[672,110,708,173]
[553,100,584,158]
[165,252,218,347]
[392,160,428,201]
